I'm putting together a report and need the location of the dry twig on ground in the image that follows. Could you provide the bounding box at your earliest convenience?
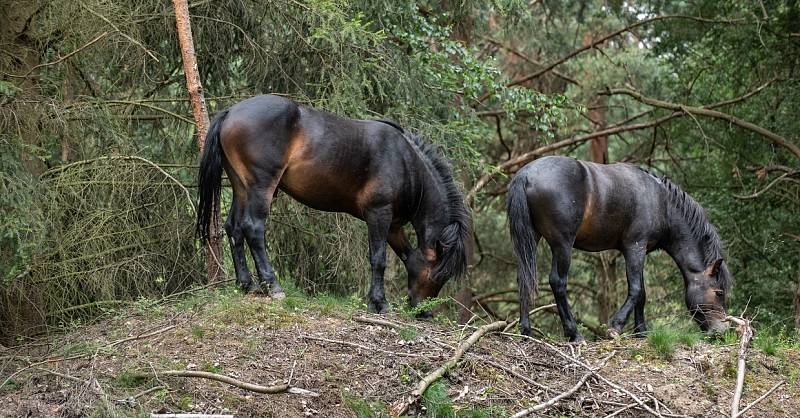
[727,316,754,418]
[160,370,319,396]
[390,320,507,417]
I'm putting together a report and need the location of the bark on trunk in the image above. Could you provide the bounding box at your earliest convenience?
[795,269,800,330]
[172,0,223,282]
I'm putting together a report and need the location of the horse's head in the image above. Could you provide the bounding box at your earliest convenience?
[406,220,471,317]
[684,258,731,335]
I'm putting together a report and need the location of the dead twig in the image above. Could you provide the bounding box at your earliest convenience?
[390,320,507,417]
[735,380,785,418]
[353,315,405,330]
[507,332,665,417]
[300,335,427,358]
[727,315,754,418]
[116,385,167,404]
[511,351,616,417]
[160,370,318,396]
[503,303,558,332]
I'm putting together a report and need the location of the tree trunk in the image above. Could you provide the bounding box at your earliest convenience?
[172,0,223,282]
[795,268,800,330]
[596,253,618,326]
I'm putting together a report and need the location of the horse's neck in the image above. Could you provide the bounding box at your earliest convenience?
[663,223,706,277]
[410,174,448,246]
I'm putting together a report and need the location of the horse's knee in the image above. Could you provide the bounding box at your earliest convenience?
[548,274,566,295]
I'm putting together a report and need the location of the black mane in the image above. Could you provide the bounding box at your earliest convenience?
[652,170,730,291]
[376,119,471,282]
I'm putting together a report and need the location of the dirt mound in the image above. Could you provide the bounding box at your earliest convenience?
[1,288,797,417]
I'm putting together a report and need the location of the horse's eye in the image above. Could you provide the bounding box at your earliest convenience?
[714,290,725,298]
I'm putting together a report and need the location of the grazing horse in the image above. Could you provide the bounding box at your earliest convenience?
[196,95,470,314]
[507,156,731,342]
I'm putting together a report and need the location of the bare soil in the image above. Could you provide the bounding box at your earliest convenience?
[1,288,798,417]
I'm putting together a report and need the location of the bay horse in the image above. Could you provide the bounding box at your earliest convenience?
[507,156,731,342]
[196,95,470,314]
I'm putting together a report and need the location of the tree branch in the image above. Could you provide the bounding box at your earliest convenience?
[606,87,800,161]
[475,15,745,104]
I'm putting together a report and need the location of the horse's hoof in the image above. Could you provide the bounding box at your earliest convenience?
[368,300,389,314]
[570,335,586,344]
[271,291,286,300]
[416,310,433,319]
[606,328,621,339]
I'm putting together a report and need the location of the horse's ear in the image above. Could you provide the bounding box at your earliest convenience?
[704,258,724,277]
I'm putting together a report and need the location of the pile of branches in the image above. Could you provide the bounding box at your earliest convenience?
[0,156,203,341]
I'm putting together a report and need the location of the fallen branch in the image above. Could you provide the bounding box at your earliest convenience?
[151,415,233,418]
[301,335,427,358]
[390,320,507,417]
[511,351,616,418]
[116,385,167,404]
[503,303,557,332]
[727,316,754,418]
[160,370,318,396]
[508,332,664,417]
[735,380,785,418]
[353,315,405,331]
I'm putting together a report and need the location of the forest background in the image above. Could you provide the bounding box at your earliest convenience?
[1,0,799,343]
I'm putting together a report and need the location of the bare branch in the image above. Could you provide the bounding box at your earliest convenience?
[476,15,746,104]
[606,87,800,161]
[6,32,111,78]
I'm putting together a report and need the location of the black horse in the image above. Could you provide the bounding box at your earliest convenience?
[507,156,731,342]
[196,95,470,314]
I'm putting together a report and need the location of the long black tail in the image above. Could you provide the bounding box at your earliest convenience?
[507,174,537,334]
[196,109,230,243]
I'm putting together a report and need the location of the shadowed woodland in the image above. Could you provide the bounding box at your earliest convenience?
[1,0,800,416]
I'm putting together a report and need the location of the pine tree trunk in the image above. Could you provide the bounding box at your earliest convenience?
[794,269,800,330]
[172,0,223,283]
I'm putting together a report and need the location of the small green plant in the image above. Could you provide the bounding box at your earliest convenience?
[342,393,388,418]
[115,370,150,388]
[190,324,205,340]
[201,362,223,374]
[399,325,419,341]
[422,381,454,418]
[755,333,779,356]
[398,296,448,318]
[1,378,21,392]
[648,326,679,359]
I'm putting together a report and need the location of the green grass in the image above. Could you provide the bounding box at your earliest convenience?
[114,370,150,388]
[398,296,449,319]
[399,325,419,341]
[422,381,455,418]
[342,393,388,418]
[647,322,702,359]
[190,324,205,340]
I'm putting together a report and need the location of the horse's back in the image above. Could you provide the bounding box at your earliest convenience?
[518,156,666,251]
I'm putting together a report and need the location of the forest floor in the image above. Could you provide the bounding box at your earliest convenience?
[1,284,798,418]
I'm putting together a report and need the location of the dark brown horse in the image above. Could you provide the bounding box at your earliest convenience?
[196,95,470,314]
[507,156,731,342]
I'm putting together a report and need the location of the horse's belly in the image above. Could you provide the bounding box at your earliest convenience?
[279,166,364,217]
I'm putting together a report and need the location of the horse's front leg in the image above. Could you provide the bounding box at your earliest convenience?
[365,206,392,314]
[609,246,646,337]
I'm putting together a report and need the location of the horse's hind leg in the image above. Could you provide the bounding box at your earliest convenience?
[224,195,254,292]
[241,179,285,298]
[609,246,647,336]
[548,242,583,342]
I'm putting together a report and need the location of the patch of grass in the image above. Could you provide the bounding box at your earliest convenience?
[460,406,507,418]
[59,340,103,356]
[342,393,388,418]
[201,361,223,374]
[115,370,150,388]
[647,322,703,359]
[1,378,21,392]
[648,326,679,359]
[755,333,780,356]
[190,324,205,340]
[314,292,359,316]
[399,325,419,341]
[398,296,449,319]
[422,381,454,418]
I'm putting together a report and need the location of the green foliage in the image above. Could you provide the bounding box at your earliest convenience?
[398,297,450,319]
[647,322,702,359]
[342,393,389,418]
[115,370,150,388]
[422,381,455,418]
